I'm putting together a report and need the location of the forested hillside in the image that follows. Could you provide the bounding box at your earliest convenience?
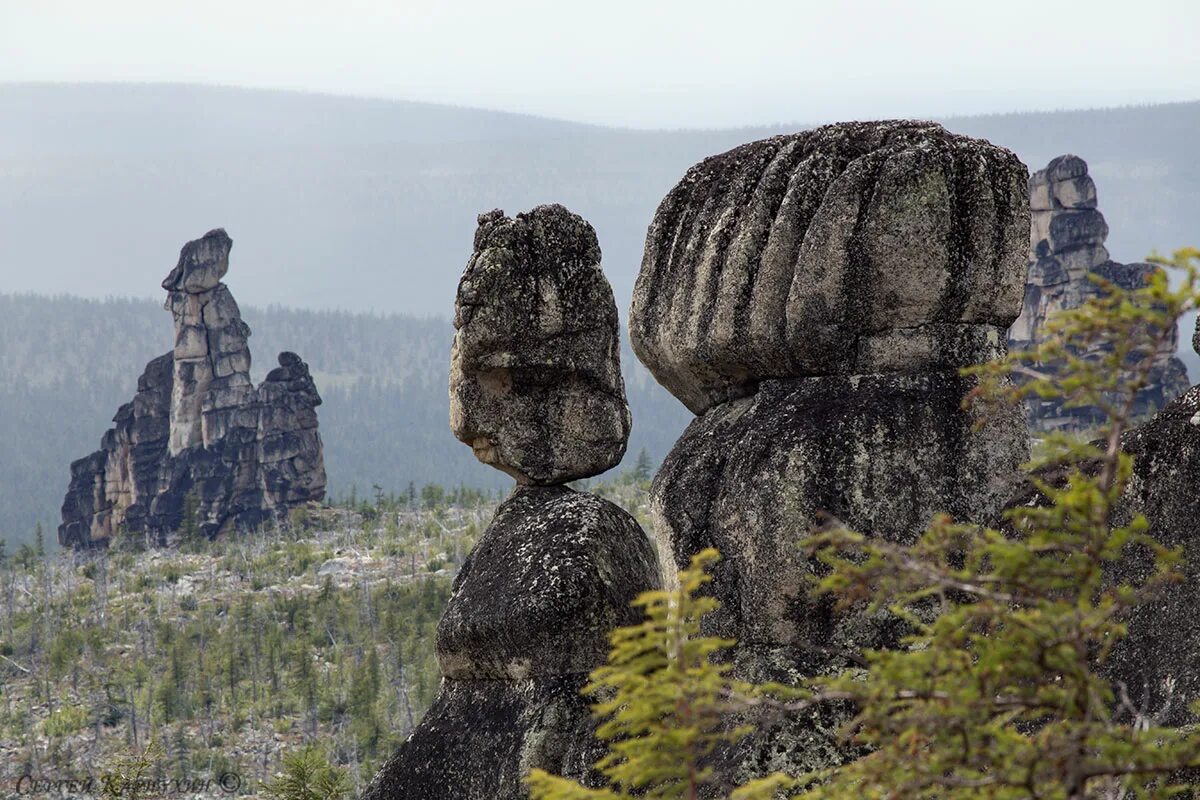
[0,293,689,546]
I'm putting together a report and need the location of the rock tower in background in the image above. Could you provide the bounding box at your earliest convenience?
[1009,155,1189,428]
[59,229,325,547]
[629,121,1032,785]
[364,206,660,799]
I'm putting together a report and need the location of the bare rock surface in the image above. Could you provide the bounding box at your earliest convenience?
[59,230,325,547]
[1103,387,1200,723]
[368,207,659,799]
[631,123,1031,785]
[629,120,1029,414]
[1010,155,1189,429]
[450,205,631,484]
[437,485,659,681]
[365,487,658,799]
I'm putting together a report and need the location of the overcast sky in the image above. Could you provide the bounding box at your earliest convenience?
[3,0,1199,127]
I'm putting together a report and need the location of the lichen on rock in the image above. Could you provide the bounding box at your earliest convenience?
[449,205,631,484]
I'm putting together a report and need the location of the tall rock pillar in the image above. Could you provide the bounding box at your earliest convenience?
[1009,155,1189,428]
[629,121,1032,784]
[364,205,660,799]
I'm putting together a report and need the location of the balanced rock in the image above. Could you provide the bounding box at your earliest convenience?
[366,487,659,799]
[450,206,631,484]
[633,123,1030,784]
[366,207,659,800]
[630,120,1029,414]
[59,230,325,547]
[1010,155,1189,429]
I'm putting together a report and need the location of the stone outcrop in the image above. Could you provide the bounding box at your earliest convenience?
[450,206,631,484]
[59,229,325,548]
[1092,384,1200,725]
[365,207,659,800]
[629,122,1031,785]
[1009,155,1189,428]
[630,120,1029,415]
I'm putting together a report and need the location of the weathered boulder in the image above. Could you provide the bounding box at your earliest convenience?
[59,230,325,548]
[450,206,631,484]
[651,373,1026,651]
[365,487,659,799]
[629,120,1029,414]
[368,207,659,800]
[438,486,660,681]
[1107,386,1200,723]
[632,123,1031,785]
[1010,155,1189,429]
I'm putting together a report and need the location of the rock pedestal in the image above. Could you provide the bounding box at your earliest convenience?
[364,207,659,800]
[1010,155,1189,428]
[629,122,1031,784]
[59,229,326,547]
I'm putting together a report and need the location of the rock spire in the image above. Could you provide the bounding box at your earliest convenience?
[59,229,325,547]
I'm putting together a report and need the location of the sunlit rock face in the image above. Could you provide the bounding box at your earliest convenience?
[1010,155,1189,429]
[58,230,325,548]
[632,122,1031,786]
[365,207,659,800]
[449,206,631,484]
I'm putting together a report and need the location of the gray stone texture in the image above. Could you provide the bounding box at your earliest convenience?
[1010,155,1189,429]
[629,120,1030,414]
[365,487,659,800]
[450,206,631,484]
[632,122,1031,786]
[59,230,325,548]
[368,206,659,800]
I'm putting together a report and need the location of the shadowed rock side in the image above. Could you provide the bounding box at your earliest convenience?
[365,206,659,800]
[629,120,1029,415]
[632,122,1030,787]
[450,206,631,484]
[1009,155,1189,429]
[1090,386,1200,724]
[364,487,659,799]
[59,230,325,548]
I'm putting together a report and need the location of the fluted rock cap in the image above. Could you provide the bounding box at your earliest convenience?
[629,120,1030,414]
[449,205,631,485]
[162,228,232,293]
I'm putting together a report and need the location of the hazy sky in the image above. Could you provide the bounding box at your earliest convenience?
[3,0,1199,127]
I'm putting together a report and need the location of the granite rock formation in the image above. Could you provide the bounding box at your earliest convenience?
[1009,155,1189,429]
[59,230,325,548]
[450,206,631,484]
[630,122,1031,785]
[629,120,1029,415]
[364,208,659,800]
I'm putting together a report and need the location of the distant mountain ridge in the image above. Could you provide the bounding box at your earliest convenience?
[2,84,1196,314]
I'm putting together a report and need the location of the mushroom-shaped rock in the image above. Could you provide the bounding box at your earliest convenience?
[629,120,1030,414]
[450,205,631,483]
